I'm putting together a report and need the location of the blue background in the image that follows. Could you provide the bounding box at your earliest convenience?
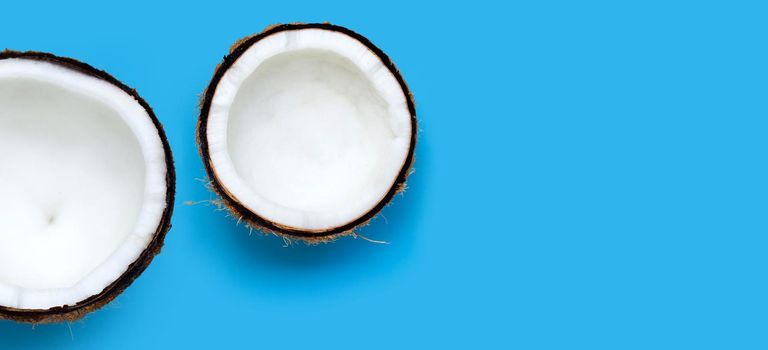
[1,0,766,348]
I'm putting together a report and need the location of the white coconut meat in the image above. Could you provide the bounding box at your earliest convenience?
[205,28,412,232]
[0,58,168,311]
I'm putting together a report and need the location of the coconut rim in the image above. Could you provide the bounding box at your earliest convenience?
[0,50,175,323]
[197,23,417,240]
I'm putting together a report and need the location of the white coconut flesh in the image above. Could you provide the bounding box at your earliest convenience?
[0,59,168,310]
[206,28,412,232]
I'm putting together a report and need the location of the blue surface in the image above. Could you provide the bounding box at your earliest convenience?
[1,1,767,348]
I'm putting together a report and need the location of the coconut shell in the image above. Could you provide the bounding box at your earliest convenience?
[0,51,175,324]
[197,23,417,243]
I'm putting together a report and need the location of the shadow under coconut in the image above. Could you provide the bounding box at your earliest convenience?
[0,321,72,347]
[211,135,430,296]
[0,303,125,347]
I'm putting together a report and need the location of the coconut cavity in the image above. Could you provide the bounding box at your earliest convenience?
[200,24,416,239]
[0,53,173,323]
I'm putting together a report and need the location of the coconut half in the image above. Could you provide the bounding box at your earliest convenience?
[198,23,416,242]
[0,51,174,323]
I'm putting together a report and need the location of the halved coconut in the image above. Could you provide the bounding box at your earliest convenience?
[0,51,174,323]
[198,23,416,242]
